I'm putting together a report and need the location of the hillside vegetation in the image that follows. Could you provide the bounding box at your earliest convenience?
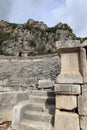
[0,19,86,56]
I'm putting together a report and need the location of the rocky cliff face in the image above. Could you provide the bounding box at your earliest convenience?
[0,19,87,56]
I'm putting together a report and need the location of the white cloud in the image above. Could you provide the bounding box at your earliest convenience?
[52,0,87,37]
[4,0,87,37]
[8,0,59,24]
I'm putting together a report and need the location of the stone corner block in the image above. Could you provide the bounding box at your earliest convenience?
[38,79,54,89]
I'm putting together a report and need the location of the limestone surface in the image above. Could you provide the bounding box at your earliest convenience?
[55,110,80,130]
[56,47,83,83]
[38,79,54,89]
[12,90,55,130]
[80,116,87,130]
[0,92,32,123]
[54,84,81,95]
[78,95,87,115]
[0,55,60,89]
[56,95,77,110]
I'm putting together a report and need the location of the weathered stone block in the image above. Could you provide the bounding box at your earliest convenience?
[0,92,17,106]
[56,47,83,84]
[78,96,87,115]
[61,53,79,73]
[56,95,77,110]
[80,116,87,130]
[55,110,80,130]
[57,73,83,84]
[38,79,53,89]
[54,84,81,95]
[0,92,30,123]
[12,102,30,129]
[0,92,29,107]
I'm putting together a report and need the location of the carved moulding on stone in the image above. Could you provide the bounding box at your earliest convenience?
[54,84,81,95]
[56,47,83,84]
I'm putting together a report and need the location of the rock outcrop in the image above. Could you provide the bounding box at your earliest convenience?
[0,19,87,56]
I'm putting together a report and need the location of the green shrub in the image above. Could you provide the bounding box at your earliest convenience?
[29,40,36,47]
[8,23,17,29]
[0,31,10,42]
[36,46,45,55]
[0,47,4,55]
[46,27,56,33]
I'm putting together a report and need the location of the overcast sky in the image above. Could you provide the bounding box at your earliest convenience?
[0,0,87,37]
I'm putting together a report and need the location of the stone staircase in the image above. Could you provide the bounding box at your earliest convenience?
[12,90,55,130]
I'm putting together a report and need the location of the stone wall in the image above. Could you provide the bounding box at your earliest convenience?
[55,45,87,130]
[55,84,81,130]
[55,84,87,130]
[0,54,60,91]
[1,43,87,130]
[0,54,60,128]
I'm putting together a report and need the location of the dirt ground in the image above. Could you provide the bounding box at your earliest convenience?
[0,121,11,130]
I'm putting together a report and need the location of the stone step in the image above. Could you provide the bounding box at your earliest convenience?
[19,120,54,130]
[23,110,54,122]
[12,91,55,130]
[30,96,55,105]
[24,103,55,114]
[31,90,55,97]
